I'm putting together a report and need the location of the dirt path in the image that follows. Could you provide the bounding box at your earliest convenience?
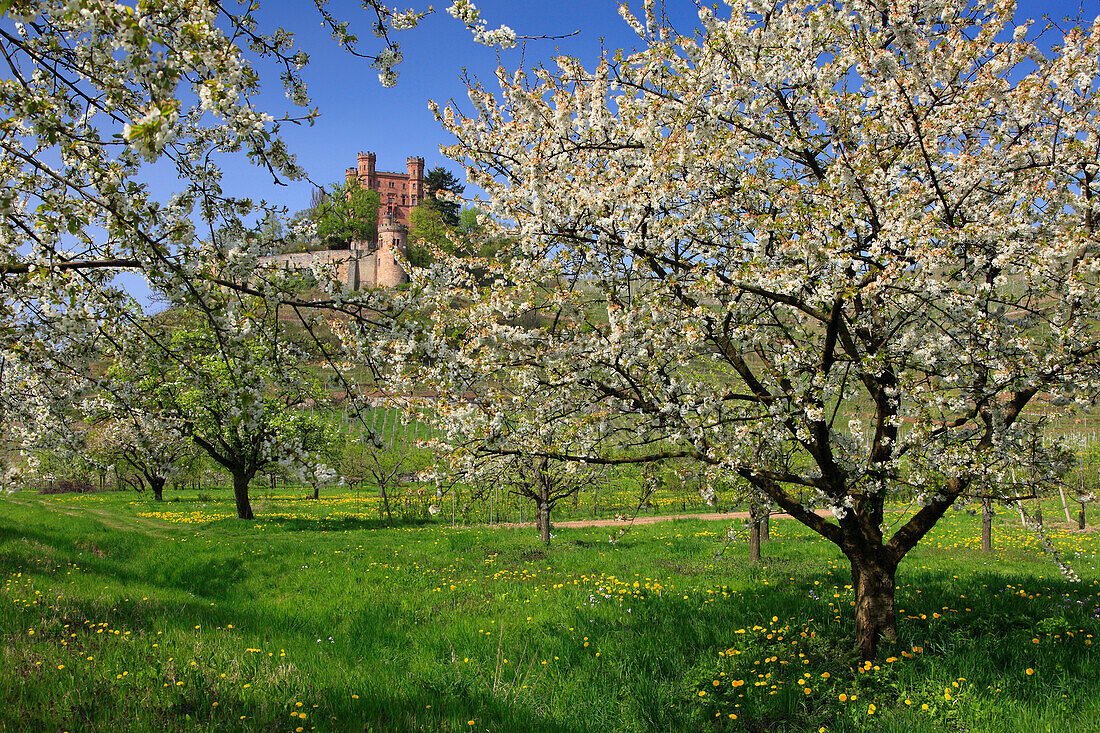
[498,508,832,530]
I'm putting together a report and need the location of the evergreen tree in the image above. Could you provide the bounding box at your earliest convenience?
[423,166,465,226]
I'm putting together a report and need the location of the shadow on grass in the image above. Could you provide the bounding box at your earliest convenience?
[0,519,589,732]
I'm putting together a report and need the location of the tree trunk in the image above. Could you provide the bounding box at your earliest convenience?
[232,470,255,520]
[380,481,393,523]
[311,483,320,500]
[150,476,165,502]
[761,511,770,542]
[1034,497,1043,528]
[748,503,761,564]
[850,554,898,661]
[533,466,554,545]
[1080,501,1087,530]
[536,498,552,545]
[981,498,992,552]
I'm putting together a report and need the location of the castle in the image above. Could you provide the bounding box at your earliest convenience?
[346,151,425,230]
[260,151,425,290]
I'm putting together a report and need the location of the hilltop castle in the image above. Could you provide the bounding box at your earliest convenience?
[260,151,425,290]
[346,151,425,230]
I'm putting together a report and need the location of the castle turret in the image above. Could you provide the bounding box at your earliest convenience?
[359,151,376,178]
[406,156,425,204]
[375,214,409,287]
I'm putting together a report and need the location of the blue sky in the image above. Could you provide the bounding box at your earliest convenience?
[184,0,1096,218]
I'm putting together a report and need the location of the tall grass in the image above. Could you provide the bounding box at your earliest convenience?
[1,490,1097,731]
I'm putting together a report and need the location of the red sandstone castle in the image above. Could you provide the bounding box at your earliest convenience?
[346,151,425,231]
[261,151,424,290]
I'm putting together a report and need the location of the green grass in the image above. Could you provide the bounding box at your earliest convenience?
[1,489,1098,732]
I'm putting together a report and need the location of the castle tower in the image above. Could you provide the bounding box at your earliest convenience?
[359,151,376,179]
[375,214,409,287]
[407,156,425,205]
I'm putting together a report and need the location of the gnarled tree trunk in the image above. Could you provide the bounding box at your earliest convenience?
[536,498,552,545]
[232,470,255,520]
[849,552,899,661]
[534,459,554,545]
[150,476,165,502]
[379,480,393,523]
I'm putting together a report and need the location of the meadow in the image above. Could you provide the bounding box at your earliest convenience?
[1,487,1098,732]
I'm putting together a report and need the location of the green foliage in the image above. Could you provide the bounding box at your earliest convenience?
[313,181,380,249]
[407,202,450,266]
[102,307,331,518]
[407,204,507,271]
[423,166,464,225]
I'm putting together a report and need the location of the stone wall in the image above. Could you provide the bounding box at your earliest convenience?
[260,221,408,291]
[258,249,356,285]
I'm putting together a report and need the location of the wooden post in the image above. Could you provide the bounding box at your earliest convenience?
[981,498,993,552]
[1059,487,1072,523]
[1080,501,1087,530]
[748,503,762,564]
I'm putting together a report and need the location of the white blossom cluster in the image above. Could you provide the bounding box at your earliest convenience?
[446,1,516,49]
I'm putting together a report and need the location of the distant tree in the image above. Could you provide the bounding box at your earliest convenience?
[407,203,451,267]
[314,182,381,249]
[431,393,595,544]
[423,166,465,226]
[89,414,195,501]
[339,426,431,524]
[104,306,331,520]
